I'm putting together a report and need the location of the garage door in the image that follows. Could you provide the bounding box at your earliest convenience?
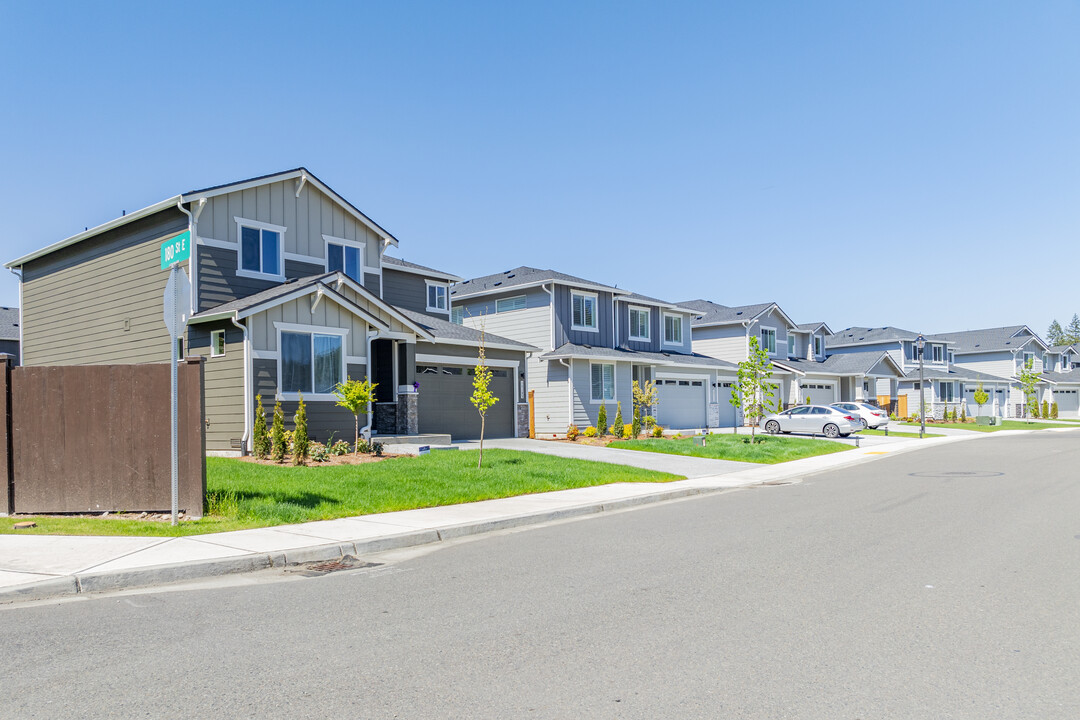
[416,363,515,440]
[715,381,737,427]
[1056,388,1079,416]
[657,378,706,429]
[802,382,835,405]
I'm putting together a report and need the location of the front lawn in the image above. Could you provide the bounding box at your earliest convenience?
[899,420,1078,433]
[0,450,681,537]
[859,429,943,439]
[608,434,850,464]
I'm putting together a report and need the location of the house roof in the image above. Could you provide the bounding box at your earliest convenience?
[1048,344,1077,353]
[903,365,1011,383]
[794,321,833,335]
[0,307,18,341]
[616,291,682,310]
[928,326,1046,354]
[396,308,536,352]
[786,350,904,377]
[452,266,626,299]
[677,299,788,327]
[825,326,949,348]
[1040,370,1080,384]
[539,342,739,371]
[382,256,463,283]
[6,167,396,269]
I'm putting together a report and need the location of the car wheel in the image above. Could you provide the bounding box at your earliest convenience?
[823,423,840,438]
[860,418,868,429]
[765,420,780,435]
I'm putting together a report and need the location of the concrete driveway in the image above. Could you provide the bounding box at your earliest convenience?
[457,437,754,478]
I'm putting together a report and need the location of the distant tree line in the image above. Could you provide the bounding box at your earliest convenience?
[1046,315,1080,346]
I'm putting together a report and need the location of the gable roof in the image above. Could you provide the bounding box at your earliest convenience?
[825,326,954,349]
[452,266,626,299]
[539,342,739,370]
[928,325,1047,354]
[382,256,462,283]
[395,308,536,352]
[793,321,833,335]
[1048,344,1078,354]
[616,291,683,310]
[677,299,795,329]
[0,307,18,341]
[6,167,396,269]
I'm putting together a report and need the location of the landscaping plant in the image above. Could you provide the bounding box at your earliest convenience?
[960,404,966,422]
[470,325,500,469]
[253,394,270,459]
[622,423,633,439]
[334,376,377,454]
[1042,400,1050,420]
[613,402,623,434]
[633,380,659,437]
[651,425,665,438]
[583,426,598,437]
[973,382,989,417]
[732,336,774,440]
[292,394,310,466]
[631,409,641,439]
[1018,358,1040,419]
[597,403,608,437]
[566,424,579,441]
[270,401,286,464]
[1052,402,1059,419]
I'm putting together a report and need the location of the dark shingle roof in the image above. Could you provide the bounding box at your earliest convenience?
[396,308,536,351]
[825,326,929,348]
[618,291,681,309]
[783,351,903,377]
[1041,370,1080,384]
[902,365,1011,382]
[452,266,623,298]
[189,274,337,319]
[382,256,462,282]
[677,299,777,326]
[794,322,832,334]
[928,326,1043,354]
[539,342,738,370]
[0,307,18,341]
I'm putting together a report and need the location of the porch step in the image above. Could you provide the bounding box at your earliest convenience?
[373,433,453,446]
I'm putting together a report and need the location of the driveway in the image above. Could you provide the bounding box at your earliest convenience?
[457,437,754,478]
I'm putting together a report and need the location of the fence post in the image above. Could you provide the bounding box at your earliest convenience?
[179,357,207,519]
[0,355,11,516]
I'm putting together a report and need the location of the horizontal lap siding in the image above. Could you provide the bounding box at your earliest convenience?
[691,325,746,364]
[21,209,188,366]
[197,243,322,312]
[531,357,568,436]
[570,358,632,429]
[459,289,551,349]
[382,269,435,316]
[188,322,245,451]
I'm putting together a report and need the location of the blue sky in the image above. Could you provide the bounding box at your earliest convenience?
[1,1,1077,336]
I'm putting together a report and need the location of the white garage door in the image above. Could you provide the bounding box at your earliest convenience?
[1056,388,1079,416]
[657,379,706,429]
[802,382,835,405]
[716,381,737,427]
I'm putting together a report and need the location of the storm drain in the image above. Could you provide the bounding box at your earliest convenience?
[286,555,382,577]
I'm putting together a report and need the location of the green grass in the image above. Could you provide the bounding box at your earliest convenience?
[0,450,681,537]
[608,434,850,464]
[859,429,943,439]
[899,420,1078,433]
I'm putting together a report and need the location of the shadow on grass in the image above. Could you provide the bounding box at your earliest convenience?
[229,490,339,508]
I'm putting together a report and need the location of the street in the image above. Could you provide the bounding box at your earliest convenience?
[4,432,1079,719]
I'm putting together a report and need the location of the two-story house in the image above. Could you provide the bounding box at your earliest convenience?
[0,307,19,364]
[680,301,905,412]
[451,268,738,436]
[5,168,534,453]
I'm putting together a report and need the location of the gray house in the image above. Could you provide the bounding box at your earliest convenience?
[5,168,533,453]
[451,268,737,436]
[0,307,19,364]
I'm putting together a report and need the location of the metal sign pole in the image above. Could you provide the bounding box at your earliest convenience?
[170,263,179,526]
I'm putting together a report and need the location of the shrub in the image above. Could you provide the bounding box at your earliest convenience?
[651,425,665,438]
[631,409,641,439]
[960,404,966,422]
[805,396,811,406]
[292,394,310,466]
[1030,402,1040,419]
[623,423,633,439]
[330,440,352,456]
[1042,400,1049,419]
[311,443,330,462]
[1052,402,1059,419]
[613,402,623,433]
[597,404,608,437]
[252,394,270,459]
[371,442,384,457]
[355,437,371,454]
[583,426,598,438]
[890,412,898,421]
[566,424,579,441]
[270,401,286,463]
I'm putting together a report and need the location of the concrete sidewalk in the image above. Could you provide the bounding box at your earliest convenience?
[0,432,986,604]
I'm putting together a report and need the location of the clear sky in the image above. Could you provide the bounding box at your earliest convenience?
[1,1,1077,337]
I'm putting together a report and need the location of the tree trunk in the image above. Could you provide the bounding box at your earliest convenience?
[477,416,486,469]
[354,414,360,454]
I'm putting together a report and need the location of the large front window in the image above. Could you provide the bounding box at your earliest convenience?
[326,239,364,283]
[239,222,283,278]
[629,307,650,340]
[281,331,343,394]
[590,363,615,401]
[760,328,776,354]
[572,291,597,331]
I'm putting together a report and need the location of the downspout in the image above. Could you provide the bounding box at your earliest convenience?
[229,314,251,453]
[559,358,572,431]
[360,328,378,440]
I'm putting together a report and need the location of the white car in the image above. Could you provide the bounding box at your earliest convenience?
[831,402,889,430]
[759,405,861,438]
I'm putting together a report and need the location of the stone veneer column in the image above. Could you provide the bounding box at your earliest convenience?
[397,393,419,435]
[516,403,530,438]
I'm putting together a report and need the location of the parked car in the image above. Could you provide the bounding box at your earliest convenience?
[831,402,889,430]
[759,405,861,438]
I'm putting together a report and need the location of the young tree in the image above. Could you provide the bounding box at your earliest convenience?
[733,336,774,439]
[973,382,989,417]
[470,325,499,469]
[292,394,310,466]
[252,394,270,459]
[597,403,608,437]
[1018,358,1040,420]
[270,401,286,463]
[333,376,378,453]
[632,380,659,436]
[1042,399,1049,419]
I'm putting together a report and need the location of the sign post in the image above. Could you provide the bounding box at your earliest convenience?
[162,231,192,525]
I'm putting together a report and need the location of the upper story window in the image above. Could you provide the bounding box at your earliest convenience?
[237,218,285,280]
[905,341,917,362]
[1022,352,1035,368]
[426,281,448,312]
[571,291,598,332]
[280,329,344,397]
[813,335,823,356]
[760,327,776,354]
[629,306,650,341]
[325,236,365,284]
[948,350,955,364]
[496,295,526,313]
[451,306,464,324]
[664,313,683,345]
[932,345,943,363]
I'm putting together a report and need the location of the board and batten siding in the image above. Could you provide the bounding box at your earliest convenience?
[459,288,552,350]
[197,244,322,313]
[749,308,790,360]
[553,286,614,348]
[616,301,662,353]
[188,321,245,452]
[690,324,747,364]
[20,208,189,366]
[248,296,370,358]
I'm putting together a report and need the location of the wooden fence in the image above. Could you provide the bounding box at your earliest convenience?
[1,356,206,515]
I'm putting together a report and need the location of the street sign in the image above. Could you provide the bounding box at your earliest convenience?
[160,230,191,270]
[163,267,192,339]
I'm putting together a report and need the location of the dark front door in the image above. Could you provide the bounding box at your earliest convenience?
[372,339,395,403]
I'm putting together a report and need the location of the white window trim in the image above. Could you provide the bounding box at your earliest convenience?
[628,305,651,341]
[425,280,449,313]
[323,234,369,279]
[571,290,599,333]
[589,361,616,403]
[235,216,287,281]
[495,295,527,313]
[813,335,823,356]
[274,322,348,401]
[210,329,226,358]
[662,312,685,347]
[759,325,777,355]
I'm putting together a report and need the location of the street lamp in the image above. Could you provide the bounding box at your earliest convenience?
[917,334,926,439]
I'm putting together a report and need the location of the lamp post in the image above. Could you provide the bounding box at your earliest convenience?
[917,334,926,439]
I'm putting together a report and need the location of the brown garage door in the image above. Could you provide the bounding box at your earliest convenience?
[416,363,515,440]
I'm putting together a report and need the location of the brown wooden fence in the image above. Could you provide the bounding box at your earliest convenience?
[1,356,206,516]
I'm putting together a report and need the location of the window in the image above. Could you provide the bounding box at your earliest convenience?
[664,314,683,345]
[426,282,448,312]
[451,306,464,324]
[948,350,955,364]
[629,306,650,340]
[1022,352,1035,368]
[417,365,438,374]
[590,363,615,401]
[813,335,822,356]
[932,345,943,363]
[938,381,955,402]
[905,341,916,362]
[760,327,776,354]
[326,238,364,283]
[281,331,343,395]
[210,330,225,357]
[572,291,598,331]
[237,219,284,279]
[496,295,526,313]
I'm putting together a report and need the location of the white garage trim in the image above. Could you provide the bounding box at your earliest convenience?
[416,353,519,369]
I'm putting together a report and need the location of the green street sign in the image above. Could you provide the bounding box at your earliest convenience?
[160,230,191,269]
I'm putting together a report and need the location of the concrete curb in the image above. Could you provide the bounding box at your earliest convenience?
[0,431,1001,604]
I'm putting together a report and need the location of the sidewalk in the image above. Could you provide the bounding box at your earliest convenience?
[0,432,983,604]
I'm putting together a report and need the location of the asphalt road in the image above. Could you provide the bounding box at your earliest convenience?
[4,432,1080,719]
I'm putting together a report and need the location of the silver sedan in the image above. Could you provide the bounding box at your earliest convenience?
[832,402,889,429]
[759,405,861,438]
